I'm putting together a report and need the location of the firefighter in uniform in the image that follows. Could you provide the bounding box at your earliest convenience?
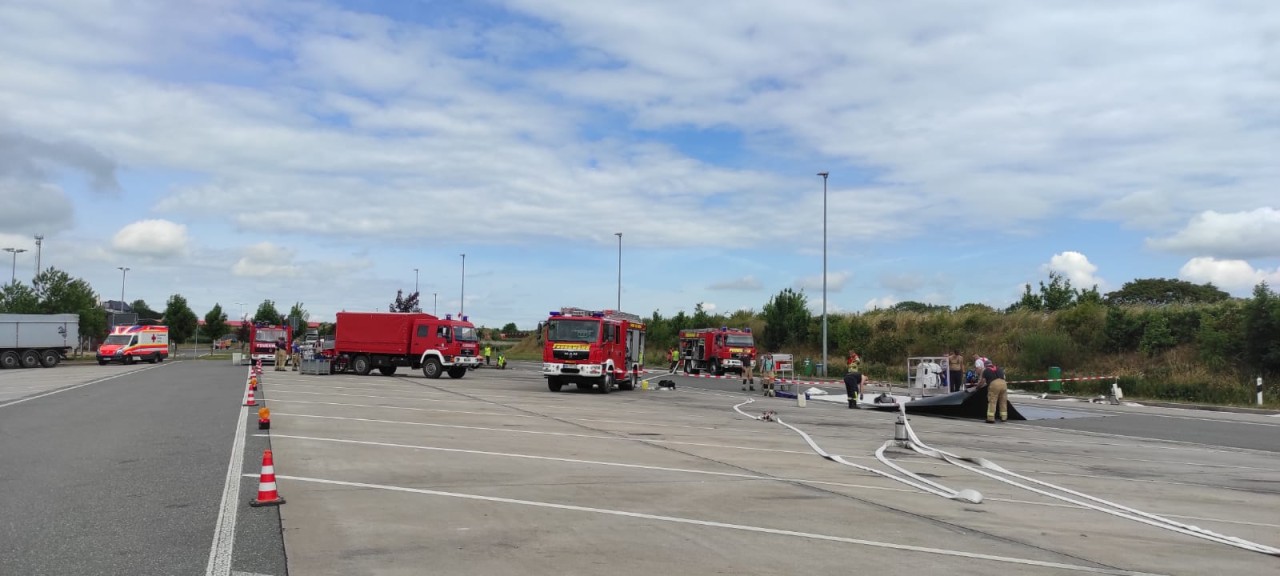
[761,353,775,397]
[975,357,1008,423]
[741,351,755,392]
[274,336,287,371]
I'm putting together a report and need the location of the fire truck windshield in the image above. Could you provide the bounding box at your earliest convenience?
[454,326,479,342]
[726,334,754,347]
[548,319,600,342]
[255,328,286,343]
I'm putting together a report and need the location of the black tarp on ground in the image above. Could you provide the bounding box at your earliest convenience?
[897,386,1026,420]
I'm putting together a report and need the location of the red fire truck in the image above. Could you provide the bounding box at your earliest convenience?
[542,307,645,393]
[328,312,481,378]
[678,327,756,376]
[246,322,292,365]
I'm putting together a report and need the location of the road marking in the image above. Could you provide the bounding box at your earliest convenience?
[205,406,249,576]
[258,433,916,494]
[271,412,817,456]
[0,363,169,409]
[250,474,1166,576]
[264,398,718,430]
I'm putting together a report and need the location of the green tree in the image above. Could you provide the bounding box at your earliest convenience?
[1242,282,1280,374]
[892,301,949,313]
[253,300,283,325]
[286,302,310,334]
[501,322,519,335]
[1013,272,1087,312]
[31,268,106,344]
[163,294,199,343]
[1105,278,1230,306]
[0,281,40,313]
[691,302,712,328]
[1139,314,1176,357]
[389,290,421,313]
[760,288,809,350]
[1103,306,1142,353]
[130,299,163,320]
[204,304,229,341]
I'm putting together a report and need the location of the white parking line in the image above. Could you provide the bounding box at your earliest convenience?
[0,363,169,409]
[205,405,249,576]
[272,412,818,456]
[246,473,1166,576]
[258,433,915,494]
[264,398,719,430]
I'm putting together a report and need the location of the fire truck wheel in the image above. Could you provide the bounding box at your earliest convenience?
[422,357,444,379]
[597,372,613,394]
[40,350,61,368]
[447,367,468,378]
[352,355,373,376]
[620,371,635,391]
[378,365,397,376]
[547,377,563,392]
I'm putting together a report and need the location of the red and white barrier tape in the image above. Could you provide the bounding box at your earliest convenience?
[1005,375,1117,385]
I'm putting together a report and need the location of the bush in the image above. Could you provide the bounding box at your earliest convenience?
[1017,331,1079,372]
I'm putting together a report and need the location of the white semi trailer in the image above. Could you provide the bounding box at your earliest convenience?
[0,313,80,369]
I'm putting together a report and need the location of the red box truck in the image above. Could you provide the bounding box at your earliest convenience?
[329,312,481,378]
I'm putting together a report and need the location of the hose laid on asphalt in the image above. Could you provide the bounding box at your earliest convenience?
[732,399,982,504]
[896,405,1280,557]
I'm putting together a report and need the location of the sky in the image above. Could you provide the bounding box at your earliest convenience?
[2,0,1279,328]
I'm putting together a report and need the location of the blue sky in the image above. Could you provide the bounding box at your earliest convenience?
[2,0,1279,327]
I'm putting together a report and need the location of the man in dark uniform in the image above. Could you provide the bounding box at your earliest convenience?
[975,357,1008,423]
[843,368,864,409]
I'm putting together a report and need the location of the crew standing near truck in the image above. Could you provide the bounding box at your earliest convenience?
[741,351,755,392]
[275,336,288,371]
[484,344,492,366]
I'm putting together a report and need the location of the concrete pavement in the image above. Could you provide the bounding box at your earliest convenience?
[0,360,286,576]
[262,363,1280,575]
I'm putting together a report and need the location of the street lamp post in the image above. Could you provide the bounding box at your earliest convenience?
[117,267,131,313]
[433,292,438,316]
[459,254,466,316]
[4,248,27,283]
[615,233,622,310]
[817,172,829,378]
[33,235,43,277]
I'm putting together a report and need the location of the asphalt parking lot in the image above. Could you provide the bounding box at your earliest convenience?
[256,362,1280,576]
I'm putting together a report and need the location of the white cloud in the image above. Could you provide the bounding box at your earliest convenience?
[880,273,925,293]
[865,296,898,310]
[700,302,717,312]
[709,276,762,290]
[232,242,301,278]
[111,219,189,258]
[795,272,849,292]
[1147,208,1280,259]
[1178,257,1280,292]
[1042,251,1105,290]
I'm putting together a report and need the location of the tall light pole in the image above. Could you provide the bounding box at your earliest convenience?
[33,234,43,277]
[817,171,829,378]
[459,253,466,316]
[615,232,623,310]
[414,268,419,294]
[433,292,438,316]
[117,266,131,312]
[4,248,27,283]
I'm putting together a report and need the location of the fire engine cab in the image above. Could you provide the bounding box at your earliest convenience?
[678,327,756,376]
[542,307,645,394]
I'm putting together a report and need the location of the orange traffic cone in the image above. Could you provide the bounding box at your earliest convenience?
[249,376,258,390]
[244,387,257,406]
[249,449,285,507]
